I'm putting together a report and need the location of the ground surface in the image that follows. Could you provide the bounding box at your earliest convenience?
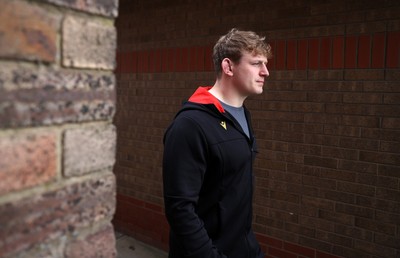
[116,232,168,258]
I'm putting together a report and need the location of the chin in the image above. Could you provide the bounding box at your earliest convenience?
[253,87,263,95]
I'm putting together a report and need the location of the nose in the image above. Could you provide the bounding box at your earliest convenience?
[260,63,269,77]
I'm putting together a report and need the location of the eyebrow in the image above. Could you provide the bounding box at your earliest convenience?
[251,59,268,64]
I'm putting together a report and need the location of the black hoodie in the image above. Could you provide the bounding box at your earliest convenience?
[163,86,264,258]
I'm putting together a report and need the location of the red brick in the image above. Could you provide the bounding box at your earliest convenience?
[332,36,344,69]
[148,50,155,73]
[319,210,353,225]
[168,48,176,72]
[176,47,189,72]
[115,52,121,73]
[339,137,379,151]
[371,32,385,68]
[130,51,138,73]
[342,114,380,127]
[161,48,169,72]
[151,49,162,73]
[345,36,358,68]
[140,50,150,73]
[360,150,400,166]
[324,125,360,137]
[335,203,374,218]
[377,188,400,202]
[287,40,296,70]
[337,181,376,196]
[382,117,400,129]
[196,46,205,71]
[344,69,384,80]
[297,39,308,70]
[301,196,334,211]
[357,35,371,68]
[276,40,286,70]
[255,233,283,249]
[298,236,333,253]
[316,231,352,248]
[119,52,127,73]
[378,164,400,178]
[0,0,59,62]
[316,250,341,258]
[355,217,396,235]
[386,31,400,68]
[0,130,57,195]
[268,246,297,258]
[319,37,331,69]
[115,3,400,258]
[343,92,383,104]
[189,46,197,71]
[113,194,169,249]
[204,45,213,71]
[321,146,358,160]
[304,155,338,169]
[307,92,342,102]
[268,40,276,70]
[339,160,378,173]
[308,38,319,69]
[386,69,400,80]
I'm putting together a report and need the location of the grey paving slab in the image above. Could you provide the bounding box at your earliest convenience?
[115,232,168,258]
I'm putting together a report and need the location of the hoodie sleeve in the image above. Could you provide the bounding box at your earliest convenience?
[163,115,226,258]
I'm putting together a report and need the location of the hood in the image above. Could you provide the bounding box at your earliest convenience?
[187,86,225,113]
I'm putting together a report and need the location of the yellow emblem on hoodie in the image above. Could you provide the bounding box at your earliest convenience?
[220,121,227,130]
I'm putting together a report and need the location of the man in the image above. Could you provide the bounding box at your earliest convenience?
[163,28,272,258]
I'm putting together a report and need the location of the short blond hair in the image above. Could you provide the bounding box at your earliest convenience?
[213,28,272,77]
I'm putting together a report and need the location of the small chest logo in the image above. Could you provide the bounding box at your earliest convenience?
[220,121,227,130]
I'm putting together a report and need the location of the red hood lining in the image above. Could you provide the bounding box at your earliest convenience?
[188,86,225,113]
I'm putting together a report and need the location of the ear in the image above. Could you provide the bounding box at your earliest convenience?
[221,58,234,76]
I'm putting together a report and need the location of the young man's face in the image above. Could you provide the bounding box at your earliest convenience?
[231,51,269,96]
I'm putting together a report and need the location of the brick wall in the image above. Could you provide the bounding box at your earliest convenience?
[0,0,119,257]
[114,0,400,257]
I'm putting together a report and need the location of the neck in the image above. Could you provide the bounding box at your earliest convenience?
[209,80,247,107]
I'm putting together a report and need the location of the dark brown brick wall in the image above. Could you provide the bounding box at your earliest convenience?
[0,0,119,257]
[114,0,400,257]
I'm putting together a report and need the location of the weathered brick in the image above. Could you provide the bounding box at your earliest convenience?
[0,173,116,257]
[65,224,116,258]
[0,130,57,195]
[63,15,117,70]
[0,63,115,128]
[0,0,59,62]
[63,124,116,176]
[44,0,118,17]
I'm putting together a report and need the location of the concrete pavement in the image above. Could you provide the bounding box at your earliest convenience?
[115,232,168,258]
